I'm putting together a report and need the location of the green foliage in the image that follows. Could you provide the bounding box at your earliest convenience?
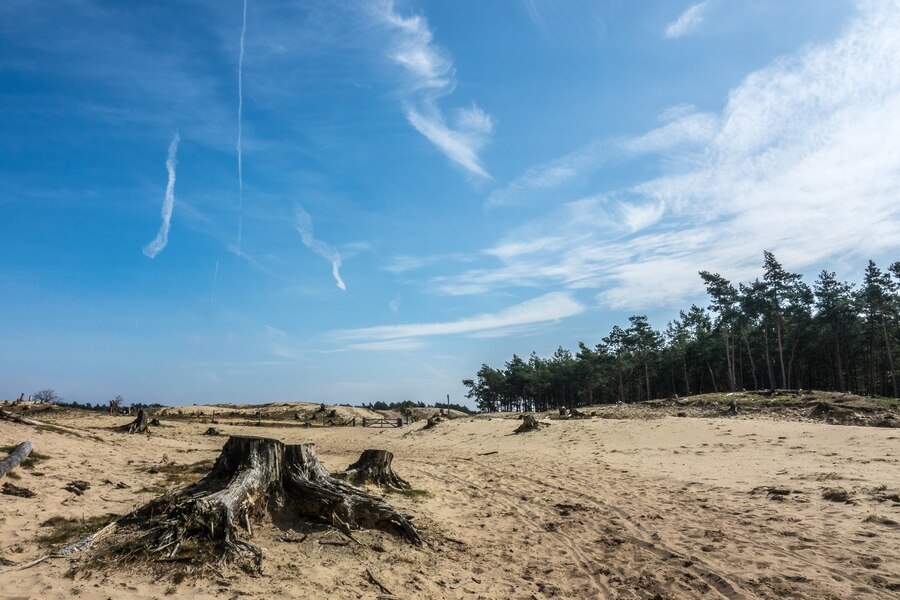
[463,252,900,411]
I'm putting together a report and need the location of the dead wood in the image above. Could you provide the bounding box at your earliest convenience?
[0,441,33,481]
[149,418,162,426]
[203,427,220,436]
[318,538,350,546]
[337,449,411,491]
[76,436,420,571]
[423,414,445,430]
[2,482,36,497]
[367,568,396,596]
[64,480,90,495]
[118,409,149,434]
[0,409,44,427]
[514,415,548,434]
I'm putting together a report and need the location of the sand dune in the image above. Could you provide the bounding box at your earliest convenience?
[1,403,898,599]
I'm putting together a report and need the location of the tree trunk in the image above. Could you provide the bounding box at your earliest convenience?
[682,355,691,395]
[835,341,846,392]
[741,329,758,390]
[705,359,719,393]
[0,441,32,481]
[85,436,419,570]
[338,449,411,491]
[763,328,776,389]
[882,315,898,398]
[776,317,787,388]
[644,362,651,401]
[118,409,149,434]
[0,409,44,426]
[515,415,546,433]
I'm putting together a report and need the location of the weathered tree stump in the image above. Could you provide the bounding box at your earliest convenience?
[514,415,547,434]
[118,409,149,434]
[85,436,420,570]
[423,413,445,430]
[0,441,33,481]
[149,418,162,426]
[337,449,411,491]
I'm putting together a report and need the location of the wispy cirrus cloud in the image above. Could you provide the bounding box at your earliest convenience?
[334,291,585,343]
[143,132,181,258]
[294,204,346,291]
[665,1,712,39]
[443,2,900,308]
[486,110,718,207]
[374,1,493,179]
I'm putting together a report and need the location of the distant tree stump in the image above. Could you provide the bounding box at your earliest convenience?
[514,415,547,434]
[118,409,149,434]
[423,413,445,430]
[82,436,420,570]
[149,418,162,426]
[338,449,411,491]
[203,427,220,436]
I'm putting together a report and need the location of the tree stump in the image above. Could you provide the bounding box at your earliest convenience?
[337,449,411,491]
[0,441,33,481]
[423,414,445,430]
[514,415,547,434]
[118,409,149,434]
[84,436,420,570]
[203,427,220,436]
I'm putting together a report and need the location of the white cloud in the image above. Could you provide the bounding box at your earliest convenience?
[618,200,666,233]
[441,3,900,309]
[349,339,423,351]
[665,1,711,39]
[335,291,585,342]
[375,1,493,178]
[294,204,346,291]
[264,325,287,338]
[486,110,716,207]
[143,132,180,258]
[405,103,493,179]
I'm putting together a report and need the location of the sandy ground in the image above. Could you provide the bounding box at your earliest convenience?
[1,409,899,599]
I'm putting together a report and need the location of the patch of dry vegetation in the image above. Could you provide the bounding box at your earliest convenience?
[36,514,119,547]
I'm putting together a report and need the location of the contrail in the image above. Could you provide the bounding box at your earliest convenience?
[236,0,247,253]
[143,132,181,258]
[295,205,346,291]
[209,259,219,309]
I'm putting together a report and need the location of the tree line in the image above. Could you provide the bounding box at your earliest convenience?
[463,252,899,413]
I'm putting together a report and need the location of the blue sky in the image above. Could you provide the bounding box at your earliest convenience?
[2,0,899,407]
